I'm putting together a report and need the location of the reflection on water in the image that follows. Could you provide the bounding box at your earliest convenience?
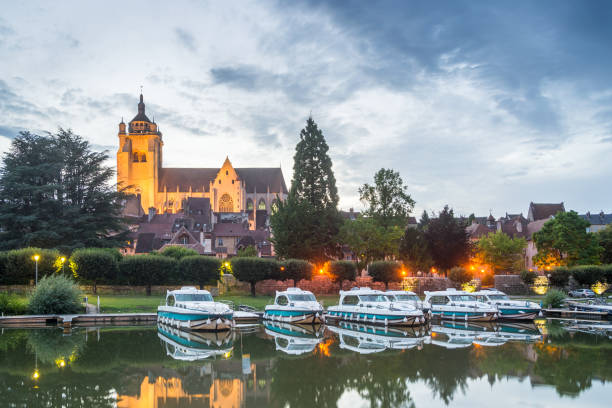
[0,320,610,407]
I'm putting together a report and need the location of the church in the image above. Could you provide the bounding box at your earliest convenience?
[118,94,288,256]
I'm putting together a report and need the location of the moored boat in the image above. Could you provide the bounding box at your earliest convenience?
[424,289,498,322]
[157,323,234,361]
[565,299,612,317]
[328,321,428,353]
[157,287,233,331]
[264,321,324,355]
[385,290,429,315]
[327,287,426,327]
[473,289,541,320]
[264,287,325,324]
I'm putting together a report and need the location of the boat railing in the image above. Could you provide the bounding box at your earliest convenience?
[218,300,235,310]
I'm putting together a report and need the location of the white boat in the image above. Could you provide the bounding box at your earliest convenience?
[157,287,234,331]
[429,321,500,349]
[565,299,612,317]
[423,289,498,322]
[263,287,325,324]
[385,290,429,315]
[473,289,541,320]
[327,287,426,327]
[264,321,324,355]
[157,323,233,361]
[328,321,428,353]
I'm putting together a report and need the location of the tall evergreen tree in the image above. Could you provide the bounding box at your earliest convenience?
[424,205,469,275]
[359,168,415,229]
[0,129,128,250]
[270,117,342,264]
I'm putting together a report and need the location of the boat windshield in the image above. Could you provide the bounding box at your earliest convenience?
[449,295,476,302]
[288,294,316,302]
[175,294,213,302]
[359,295,388,302]
[487,294,509,300]
[392,294,420,302]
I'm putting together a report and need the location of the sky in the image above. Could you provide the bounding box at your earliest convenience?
[1,0,611,218]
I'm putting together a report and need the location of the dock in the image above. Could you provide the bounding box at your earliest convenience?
[543,308,610,320]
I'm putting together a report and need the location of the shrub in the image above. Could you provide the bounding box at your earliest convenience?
[329,261,357,283]
[119,255,177,295]
[0,293,27,315]
[570,265,605,286]
[28,275,82,314]
[236,246,258,257]
[70,248,119,293]
[281,259,314,284]
[542,288,566,308]
[178,256,221,289]
[4,248,61,285]
[231,257,279,296]
[520,270,538,285]
[368,261,402,289]
[448,266,474,285]
[549,266,570,288]
[157,246,199,260]
[603,264,612,283]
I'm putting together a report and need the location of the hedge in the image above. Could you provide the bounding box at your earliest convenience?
[329,261,357,283]
[549,264,612,288]
[1,248,63,285]
[448,266,474,285]
[70,248,120,294]
[549,267,571,288]
[281,259,314,283]
[156,246,199,260]
[232,257,280,296]
[368,261,402,289]
[520,270,538,285]
[119,255,178,295]
[178,256,221,289]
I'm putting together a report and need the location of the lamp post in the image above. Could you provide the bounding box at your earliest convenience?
[60,257,66,275]
[33,254,40,286]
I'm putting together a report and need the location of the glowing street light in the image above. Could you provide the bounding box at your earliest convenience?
[32,369,40,380]
[32,254,40,286]
[319,268,324,275]
[59,256,66,275]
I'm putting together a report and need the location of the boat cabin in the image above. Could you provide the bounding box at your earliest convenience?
[166,287,214,307]
[338,287,392,307]
[424,289,480,306]
[273,287,319,307]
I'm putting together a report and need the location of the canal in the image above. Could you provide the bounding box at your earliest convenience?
[0,319,609,407]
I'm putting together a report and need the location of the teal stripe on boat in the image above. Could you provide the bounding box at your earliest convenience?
[158,311,232,321]
[266,309,318,317]
[158,328,232,349]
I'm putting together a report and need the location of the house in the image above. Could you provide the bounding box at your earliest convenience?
[580,211,612,233]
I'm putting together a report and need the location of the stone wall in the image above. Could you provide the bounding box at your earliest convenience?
[494,275,529,295]
[0,284,220,296]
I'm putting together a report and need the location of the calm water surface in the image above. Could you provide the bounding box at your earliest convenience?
[0,319,610,407]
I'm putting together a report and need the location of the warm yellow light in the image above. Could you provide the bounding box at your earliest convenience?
[532,276,549,295]
[592,281,609,295]
[529,268,534,272]
[224,262,230,267]
[280,266,285,271]
[401,270,406,276]
[32,370,40,380]
[319,269,324,275]
[480,269,485,273]
[470,265,475,271]
[462,279,479,293]
[56,358,66,368]
[223,351,232,359]
[33,254,40,261]
[60,257,66,263]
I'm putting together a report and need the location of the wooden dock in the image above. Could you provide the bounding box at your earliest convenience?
[543,308,609,320]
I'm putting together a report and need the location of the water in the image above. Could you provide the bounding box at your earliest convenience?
[0,319,610,407]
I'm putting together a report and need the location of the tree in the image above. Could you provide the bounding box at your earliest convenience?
[156,246,199,260]
[281,259,314,284]
[476,231,527,274]
[359,168,415,229]
[598,224,612,264]
[424,205,469,275]
[533,211,602,267]
[231,257,279,296]
[236,245,258,257]
[70,248,119,294]
[178,256,221,289]
[328,261,357,283]
[270,117,342,264]
[368,261,402,289]
[119,255,177,295]
[340,216,403,270]
[398,227,433,273]
[448,266,473,285]
[0,129,128,250]
[418,210,430,231]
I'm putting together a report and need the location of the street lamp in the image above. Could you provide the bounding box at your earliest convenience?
[59,256,66,275]
[33,254,40,286]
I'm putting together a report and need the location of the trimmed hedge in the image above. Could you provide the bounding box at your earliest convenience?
[70,248,119,293]
[232,257,280,296]
[178,256,221,289]
[1,248,62,285]
[281,259,314,283]
[156,246,199,260]
[329,261,357,283]
[549,267,571,288]
[520,270,538,285]
[119,255,178,295]
[448,266,474,285]
[368,261,402,288]
[550,264,612,288]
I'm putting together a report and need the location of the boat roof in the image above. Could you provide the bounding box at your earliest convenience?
[473,289,506,296]
[275,287,315,296]
[167,286,212,295]
[339,287,385,296]
[386,290,418,296]
[424,289,474,297]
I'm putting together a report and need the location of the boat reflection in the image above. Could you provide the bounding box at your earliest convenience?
[430,321,543,349]
[264,322,324,355]
[327,321,429,354]
[157,323,234,361]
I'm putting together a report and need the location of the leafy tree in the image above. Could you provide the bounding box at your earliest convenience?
[231,257,279,296]
[533,211,602,267]
[328,260,357,282]
[597,224,612,264]
[448,266,473,285]
[399,227,433,273]
[178,256,220,289]
[340,216,403,270]
[157,246,198,260]
[0,129,128,250]
[368,261,403,289]
[281,259,314,284]
[236,245,258,257]
[424,206,469,275]
[270,117,342,263]
[69,248,119,294]
[476,231,527,274]
[119,255,177,295]
[358,168,415,229]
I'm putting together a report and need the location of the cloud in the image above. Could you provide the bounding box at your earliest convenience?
[174,28,197,52]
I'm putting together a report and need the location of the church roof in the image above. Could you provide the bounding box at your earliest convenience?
[130,94,152,123]
[158,167,288,194]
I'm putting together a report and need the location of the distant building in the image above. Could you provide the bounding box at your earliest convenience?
[580,211,612,233]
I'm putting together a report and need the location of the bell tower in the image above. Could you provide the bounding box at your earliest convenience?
[116,93,163,211]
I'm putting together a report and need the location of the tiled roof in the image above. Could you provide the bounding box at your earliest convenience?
[529,202,565,221]
[134,233,163,253]
[580,212,612,226]
[466,223,494,239]
[213,223,250,237]
[526,219,549,239]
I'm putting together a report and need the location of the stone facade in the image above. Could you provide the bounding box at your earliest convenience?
[494,275,530,295]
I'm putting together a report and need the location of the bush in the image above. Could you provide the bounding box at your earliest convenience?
[368,261,402,289]
[70,248,119,293]
[281,259,313,283]
[3,248,62,285]
[329,261,357,283]
[520,270,538,285]
[0,252,8,284]
[448,266,474,285]
[119,255,178,295]
[156,246,199,260]
[28,275,83,314]
[549,266,570,288]
[178,256,221,289]
[232,257,279,296]
[571,265,605,286]
[0,293,27,315]
[542,288,566,308]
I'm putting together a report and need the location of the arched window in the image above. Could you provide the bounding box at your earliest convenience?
[246,199,254,211]
[133,152,139,162]
[219,193,234,212]
[140,153,146,162]
[258,199,266,210]
[271,199,278,213]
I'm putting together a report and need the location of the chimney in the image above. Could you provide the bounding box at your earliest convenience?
[148,207,157,222]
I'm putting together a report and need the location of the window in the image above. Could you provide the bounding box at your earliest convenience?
[140,153,146,162]
[167,295,175,306]
[258,199,266,210]
[276,295,289,306]
[271,200,278,213]
[430,296,448,305]
[342,295,359,305]
[133,152,139,162]
[359,295,388,302]
[219,193,234,212]
[175,293,213,302]
[226,170,228,175]
[218,180,221,184]
[180,235,188,244]
[288,294,316,302]
[218,238,224,246]
[246,199,254,211]
[232,179,234,184]
[449,295,476,302]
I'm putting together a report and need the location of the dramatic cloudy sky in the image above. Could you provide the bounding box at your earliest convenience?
[1,0,611,217]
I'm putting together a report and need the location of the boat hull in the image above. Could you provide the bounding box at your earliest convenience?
[326,310,425,327]
[430,310,498,322]
[497,308,541,320]
[157,309,233,331]
[263,309,324,325]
